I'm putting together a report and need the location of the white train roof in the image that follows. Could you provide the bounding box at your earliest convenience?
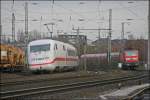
[28,39,76,50]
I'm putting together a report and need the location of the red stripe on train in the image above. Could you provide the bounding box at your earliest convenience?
[126,60,138,62]
[125,56,138,58]
[31,57,78,66]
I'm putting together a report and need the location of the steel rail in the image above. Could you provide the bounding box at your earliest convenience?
[0,74,97,86]
[123,86,150,100]
[0,74,148,100]
[0,70,145,86]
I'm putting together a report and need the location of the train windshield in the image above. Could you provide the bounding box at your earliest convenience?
[30,44,50,52]
[125,51,138,56]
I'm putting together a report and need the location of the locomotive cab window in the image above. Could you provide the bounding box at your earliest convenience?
[30,44,50,52]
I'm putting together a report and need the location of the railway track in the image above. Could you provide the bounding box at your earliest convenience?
[0,71,103,84]
[123,85,150,100]
[0,73,148,100]
[0,70,145,86]
[0,73,97,86]
[1,70,145,92]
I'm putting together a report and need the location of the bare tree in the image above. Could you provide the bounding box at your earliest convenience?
[17,29,25,43]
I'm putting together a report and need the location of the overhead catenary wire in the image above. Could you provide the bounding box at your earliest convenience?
[2,1,147,24]
[54,4,87,21]
[1,1,148,40]
[2,1,147,18]
[119,2,140,18]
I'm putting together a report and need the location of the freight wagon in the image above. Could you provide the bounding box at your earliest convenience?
[0,44,25,71]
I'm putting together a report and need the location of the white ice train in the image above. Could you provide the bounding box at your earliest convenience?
[28,39,79,72]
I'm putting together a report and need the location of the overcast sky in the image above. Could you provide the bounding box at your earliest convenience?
[2,0,148,41]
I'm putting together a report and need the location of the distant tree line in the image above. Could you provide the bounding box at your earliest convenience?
[2,30,148,63]
[17,29,52,43]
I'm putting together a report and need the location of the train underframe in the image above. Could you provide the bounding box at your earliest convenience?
[0,63,24,72]
[122,62,139,70]
[29,65,78,74]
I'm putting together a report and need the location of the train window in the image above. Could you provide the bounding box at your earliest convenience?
[63,45,66,51]
[74,51,77,56]
[68,49,75,56]
[54,44,58,50]
[30,44,50,52]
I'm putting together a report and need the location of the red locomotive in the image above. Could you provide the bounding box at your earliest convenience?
[120,50,139,70]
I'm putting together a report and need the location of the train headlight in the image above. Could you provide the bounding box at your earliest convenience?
[126,58,130,60]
